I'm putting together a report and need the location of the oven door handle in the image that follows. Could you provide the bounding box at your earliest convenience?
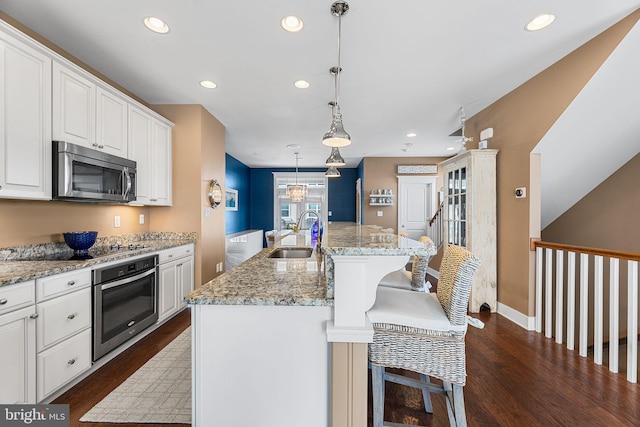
[99,267,156,291]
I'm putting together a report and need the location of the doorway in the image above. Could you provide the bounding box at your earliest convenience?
[397,176,437,240]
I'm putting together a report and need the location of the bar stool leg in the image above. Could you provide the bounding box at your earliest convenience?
[419,374,433,413]
[371,364,385,427]
[443,381,467,427]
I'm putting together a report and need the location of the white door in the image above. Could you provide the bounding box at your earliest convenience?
[398,176,437,240]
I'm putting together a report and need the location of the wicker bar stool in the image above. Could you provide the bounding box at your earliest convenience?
[367,245,482,427]
[379,236,434,292]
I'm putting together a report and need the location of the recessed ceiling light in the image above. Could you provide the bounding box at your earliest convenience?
[525,13,555,31]
[281,15,304,32]
[200,80,217,89]
[143,16,170,34]
[406,132,417,138]
[446,146,456,151]
[294,80,310,89]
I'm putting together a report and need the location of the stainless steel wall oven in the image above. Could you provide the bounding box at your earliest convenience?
[92,255,158,361]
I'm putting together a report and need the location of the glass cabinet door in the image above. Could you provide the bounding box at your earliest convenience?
[446,167,466,247]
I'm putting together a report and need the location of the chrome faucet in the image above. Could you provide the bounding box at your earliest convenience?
[293,210,320,234]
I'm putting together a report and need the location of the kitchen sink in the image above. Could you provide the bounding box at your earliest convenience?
[267,247,313,259]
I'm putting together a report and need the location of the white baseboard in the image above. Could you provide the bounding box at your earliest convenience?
[496,302,535,330]
[427,267,439,279]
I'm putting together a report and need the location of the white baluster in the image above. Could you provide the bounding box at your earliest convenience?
[535,247,543,333]
[555,250,564,344]
[594,255,604,365]
[545,248,553,338]
[579,253,589,358]
[628,260,638,383]
[609,258,620,373]
[567,252,576,351]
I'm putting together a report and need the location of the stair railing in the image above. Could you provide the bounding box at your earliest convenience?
[426,202,444,248]
[533,240,640,382]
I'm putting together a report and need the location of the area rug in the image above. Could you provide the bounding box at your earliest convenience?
[80,327,191,424]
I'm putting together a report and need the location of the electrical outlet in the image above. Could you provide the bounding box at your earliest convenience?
[114,215,121,228]
[139,214,144,224]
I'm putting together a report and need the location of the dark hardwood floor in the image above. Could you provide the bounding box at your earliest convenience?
[56,299,640,426]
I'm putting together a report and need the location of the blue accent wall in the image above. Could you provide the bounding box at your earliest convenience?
[248,167,357,246]
[225,154,250,234]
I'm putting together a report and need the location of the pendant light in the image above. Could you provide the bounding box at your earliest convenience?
[322,1,351,147]
[325,166,341,178]
[286,152,308,202]
[325,147,346,166]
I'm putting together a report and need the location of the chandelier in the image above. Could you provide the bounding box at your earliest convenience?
[322,1,350,148]
[286,152,307,202]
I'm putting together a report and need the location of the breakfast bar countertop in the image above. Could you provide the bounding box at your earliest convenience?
[0,233,197,287]
[185,222,434,307]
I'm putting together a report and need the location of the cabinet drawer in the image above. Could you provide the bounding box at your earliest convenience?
[0,280,35,316]
[37,287,91,351]
[37,328,91,401]
[158,244,194,264]
[36,268,91,302]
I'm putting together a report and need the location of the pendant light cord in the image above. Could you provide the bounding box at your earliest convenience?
[335,13,342,112]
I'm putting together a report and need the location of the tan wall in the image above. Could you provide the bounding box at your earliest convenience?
[0,200,150,247]
[362,157,446,231]
[151,105,226,287]
[464,10,640,315]
[542,153,640,251]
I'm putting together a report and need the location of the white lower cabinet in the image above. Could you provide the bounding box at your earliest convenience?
[35,268,92,402]
[158,244,195,322]
[0,280,36,404]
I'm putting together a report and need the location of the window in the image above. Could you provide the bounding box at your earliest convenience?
[273,172,328,230]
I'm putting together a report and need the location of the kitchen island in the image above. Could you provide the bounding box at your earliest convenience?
[187,222,434,427]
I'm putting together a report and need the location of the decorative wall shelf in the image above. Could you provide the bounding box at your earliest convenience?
[369,189,394,206]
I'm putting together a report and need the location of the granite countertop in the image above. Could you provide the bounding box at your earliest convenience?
[320,222,436,257]
[186,222,434,307]
[0,232,196,287]
[185,237,329,307]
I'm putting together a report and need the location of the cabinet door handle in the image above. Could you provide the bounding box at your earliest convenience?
[92,143,98,147]
[67,358,77,366]
[168,254,173,258]
[67,280,76,286]
[0,299,7,305]
[98,145,104,149]
[30,313,39,319]
[67,313,76,320]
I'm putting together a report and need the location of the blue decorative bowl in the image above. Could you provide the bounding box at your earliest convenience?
[63,231,98,255]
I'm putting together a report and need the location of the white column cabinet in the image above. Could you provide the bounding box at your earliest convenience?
[440,149,498,313]
[0,29,51,200]
[158,244,195,322]
[128,104,173,206]
[0,280,37,404]
[35,268,92,402]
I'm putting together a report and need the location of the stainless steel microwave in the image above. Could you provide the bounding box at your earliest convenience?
[52,141,137,203]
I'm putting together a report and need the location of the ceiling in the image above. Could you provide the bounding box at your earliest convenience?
[0,1,639,169]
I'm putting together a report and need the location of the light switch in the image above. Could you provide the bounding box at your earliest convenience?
[114,215,121,228]
[377,211,383,217]
[139,214,145,224]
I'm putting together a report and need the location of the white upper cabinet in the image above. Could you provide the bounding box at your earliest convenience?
[53,61,129,157]
[96,86,128,156]
[52,61,95,148]
[0,29,52,200]
[128,104,172,206]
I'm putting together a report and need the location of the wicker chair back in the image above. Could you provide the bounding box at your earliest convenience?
[436,245,481,327]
